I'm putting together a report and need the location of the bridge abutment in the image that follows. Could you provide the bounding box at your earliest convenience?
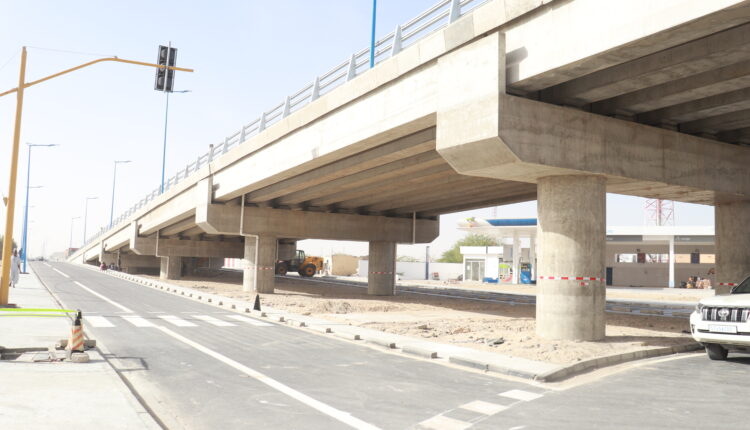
[536,175,606,341]
[715,200,750,294]
[368,241,396,296]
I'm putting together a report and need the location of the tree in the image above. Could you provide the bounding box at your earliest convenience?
[438,234,498,263]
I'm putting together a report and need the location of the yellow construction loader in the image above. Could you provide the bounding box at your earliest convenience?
[275,250,324,277]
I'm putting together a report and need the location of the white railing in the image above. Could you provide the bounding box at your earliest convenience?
[85,0,489,247]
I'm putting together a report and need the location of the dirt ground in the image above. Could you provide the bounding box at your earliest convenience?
[144,271,696,365]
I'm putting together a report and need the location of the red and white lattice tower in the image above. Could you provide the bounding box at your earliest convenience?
[644,199,675,226]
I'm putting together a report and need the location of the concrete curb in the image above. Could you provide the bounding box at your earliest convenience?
[78,264,702,383]
[535,342,703,382]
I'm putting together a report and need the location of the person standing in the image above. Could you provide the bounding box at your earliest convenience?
[10,249,20,288]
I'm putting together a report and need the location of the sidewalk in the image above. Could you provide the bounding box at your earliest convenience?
[0,267,159,429]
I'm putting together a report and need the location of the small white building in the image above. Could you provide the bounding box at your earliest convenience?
[458,218,715,288]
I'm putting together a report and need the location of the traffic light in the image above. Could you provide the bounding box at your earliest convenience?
[154,45,177,92]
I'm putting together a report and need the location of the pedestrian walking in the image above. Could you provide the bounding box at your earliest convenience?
[10,249,20,288]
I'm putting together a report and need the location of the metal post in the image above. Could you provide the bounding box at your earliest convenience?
[370,0,378,68]
[69,216,80,252]
[160,90,170,194]
[21,145,31,273]
[110,160,131,228]
[83,197,97,245]
[1,47,27,305]
[425,245,430,280]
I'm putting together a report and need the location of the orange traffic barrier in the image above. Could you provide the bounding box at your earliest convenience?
[68,310,85,353]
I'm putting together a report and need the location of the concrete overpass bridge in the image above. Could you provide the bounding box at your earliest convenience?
[69,0,750,341]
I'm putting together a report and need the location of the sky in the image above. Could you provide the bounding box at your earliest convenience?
[0,0,714,261]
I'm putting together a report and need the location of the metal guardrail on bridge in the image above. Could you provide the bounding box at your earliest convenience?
[84,0,490,247]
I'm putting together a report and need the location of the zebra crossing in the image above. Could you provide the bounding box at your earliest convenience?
[84,313,273,329]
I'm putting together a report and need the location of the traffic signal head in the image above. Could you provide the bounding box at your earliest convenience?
[154,45,178,92]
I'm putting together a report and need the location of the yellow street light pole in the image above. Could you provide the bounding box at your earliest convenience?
[0,47,27,305]
[0,47,193,305]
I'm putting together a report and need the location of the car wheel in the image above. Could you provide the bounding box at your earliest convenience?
[706,343,728,360]
[275,263,288,276]
[301,264,316,277]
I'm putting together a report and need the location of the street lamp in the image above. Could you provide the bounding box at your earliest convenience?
[110,160,131,227]
[160,89,191,194]
[69,216,81,253]
[370,0,378,68]
[21,142,57,272]
[83,196,98,245]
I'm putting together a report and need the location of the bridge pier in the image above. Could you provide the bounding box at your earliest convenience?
[160,256,183,280]
[368,241,396,296]
[243,235,277,294]
[715,200,750,294]
[536,175,606,341]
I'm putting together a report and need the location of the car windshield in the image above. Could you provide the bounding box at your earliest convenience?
[731,277,750,294]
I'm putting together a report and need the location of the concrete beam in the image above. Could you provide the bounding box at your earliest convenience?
[246,128,436,203]
[198,204,439,243]
[637,87,750,125]
[156,237,243,258]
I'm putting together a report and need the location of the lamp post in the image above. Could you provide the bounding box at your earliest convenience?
[20,185,42,272]
[370,0,378,68]
[110,160,131,227]
[69,216,80,254]
[83,196,98,245]
[160,89,191,194]
[21,142,57,273]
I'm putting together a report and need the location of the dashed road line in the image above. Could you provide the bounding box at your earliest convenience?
[459,400,507,415]
[122,315,156,328]
[73,281,133,313]
[418,415,472,430]
[85,316,115,328]
[226,314,273,327]
[52,268,70,279]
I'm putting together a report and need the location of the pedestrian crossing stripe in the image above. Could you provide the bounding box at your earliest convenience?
[82,314,274,329]
[194,315,235,327]
[225,314,273,327]
[158,315,197,327]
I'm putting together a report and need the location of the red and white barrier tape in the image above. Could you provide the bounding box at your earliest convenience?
[369,271,394,275]
[719,282,738,286]
[538,276,604,281]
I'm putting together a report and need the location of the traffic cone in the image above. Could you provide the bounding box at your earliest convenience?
[253,294,261,311]
[67,310,89,363]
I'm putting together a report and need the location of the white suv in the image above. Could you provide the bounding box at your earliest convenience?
[690,276,750,360]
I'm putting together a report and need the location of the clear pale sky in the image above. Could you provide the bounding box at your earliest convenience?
[0,0,713,261]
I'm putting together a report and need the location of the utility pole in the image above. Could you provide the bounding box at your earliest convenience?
[370,0,378,68]
[21,143,56,273]
[0,47,27,305]
[110,160,131,227]
[69,216,80,254]
[83,196,98,245]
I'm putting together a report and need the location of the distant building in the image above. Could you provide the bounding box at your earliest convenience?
[458,218,715,288]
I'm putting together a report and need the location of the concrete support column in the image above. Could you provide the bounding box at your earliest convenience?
[668,236,675,288]
[182,257,197,277]
[529,234,536,282]
[368,241,396,296]
[512,232,520,284]
[160,256,182,280]
[715,201,750,294]
[537,175,606,341]
[242,235,277,294]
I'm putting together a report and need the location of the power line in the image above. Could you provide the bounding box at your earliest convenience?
[0,48,21,74]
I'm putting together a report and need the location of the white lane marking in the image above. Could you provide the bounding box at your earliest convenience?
[225,314,273,327]
[499,389,543,402]
[53,268,70,279]
[158,315,197,327]
[417,415,472,430]
[459,400,507,415]
[155,325,381,430]
[122,316,156,328]
[73,281,133,313]
[84,316,115,328]
[194,315,236,327]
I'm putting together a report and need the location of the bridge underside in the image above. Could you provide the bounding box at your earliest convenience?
[76,0,750,343]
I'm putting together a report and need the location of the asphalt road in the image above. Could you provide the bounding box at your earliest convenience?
[33,262,750,429]
[33,262,549,430]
